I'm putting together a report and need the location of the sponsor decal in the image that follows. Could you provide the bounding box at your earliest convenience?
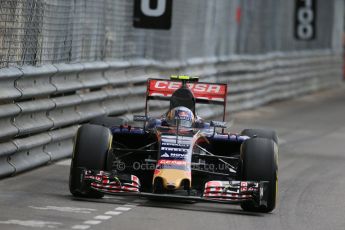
[160,152,187,159]
[148,79,227,102]
[160,135,191,160]
[241,186,248,192]
[161,152,170,158]
[241,182,248,187]
[161,139,191,144]
[160,147,188,153]
[161,142,190,148]
[152,81,223,94]
[162,154,187,159]
[161,135,193,140]
[157,159,187,166]
[205,181,223,188]
[169,153,187,158]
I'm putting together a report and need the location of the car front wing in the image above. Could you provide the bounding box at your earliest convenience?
[81,169,268,207]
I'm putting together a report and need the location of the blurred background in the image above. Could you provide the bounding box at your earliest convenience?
[0,0,343,64]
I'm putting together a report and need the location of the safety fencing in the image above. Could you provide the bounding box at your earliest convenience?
[0,50,342,178]
[1,0,344,67]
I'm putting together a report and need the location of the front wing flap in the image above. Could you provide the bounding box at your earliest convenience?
[82,170,268,207]
[203,180,268,207]
[84,170,140,193]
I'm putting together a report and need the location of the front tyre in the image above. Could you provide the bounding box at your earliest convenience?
[69,124,113,198]
[240,137,278,213]
[89,115,126,128]
[241,128,279,145]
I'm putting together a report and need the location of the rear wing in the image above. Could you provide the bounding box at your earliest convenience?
[145,77,228,121]
[146,78,228,105]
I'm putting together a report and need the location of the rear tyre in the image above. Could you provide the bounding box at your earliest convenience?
[241,129,279,145]
[69,124,113,198]
[240,138,278,213]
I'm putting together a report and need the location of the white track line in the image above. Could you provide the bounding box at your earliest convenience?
[115,207,132,211]
[0,220,62,228]
[70,203,136,229]
[83,220,102,225]
[29,206,96,214]
[124,203,138,207]
[72,225,90,229]
[105,211,122,215]
[94,215,112,220]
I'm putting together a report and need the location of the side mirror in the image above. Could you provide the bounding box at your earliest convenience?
[210,120,227,128]
[133,115,150,122]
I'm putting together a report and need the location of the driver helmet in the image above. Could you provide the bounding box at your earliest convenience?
[166,106,195,128]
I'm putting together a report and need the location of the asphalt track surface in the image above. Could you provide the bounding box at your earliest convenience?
[1,85,345,230]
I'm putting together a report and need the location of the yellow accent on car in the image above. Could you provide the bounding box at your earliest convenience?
[178,75,190,80]
[153,169,191,190]
[108,134,113,150]
[170,75,191,80]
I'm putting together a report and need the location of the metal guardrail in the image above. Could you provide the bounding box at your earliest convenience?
[0,50,343,178]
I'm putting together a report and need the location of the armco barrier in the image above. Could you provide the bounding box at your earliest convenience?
[0,67,23,101]
[0,50,343,178]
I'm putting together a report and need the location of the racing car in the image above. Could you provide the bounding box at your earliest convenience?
[69,75,279,213]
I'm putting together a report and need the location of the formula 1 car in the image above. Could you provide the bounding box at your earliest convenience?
[69,75,279,213]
